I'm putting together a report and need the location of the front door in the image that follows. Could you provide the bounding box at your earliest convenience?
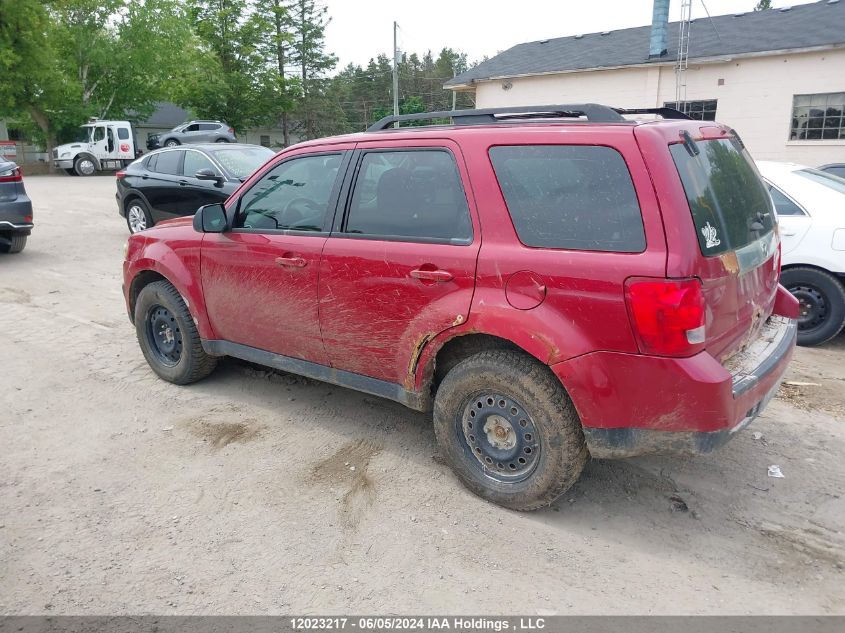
[318,142,480,384]
[200,149,351,364]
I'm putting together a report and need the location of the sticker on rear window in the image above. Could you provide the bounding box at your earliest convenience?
[701,222,721,249]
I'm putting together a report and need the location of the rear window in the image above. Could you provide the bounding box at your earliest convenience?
[489,145,645,252]
[795,168,845,195]
[117,128,130,140]
[670,138,775,255]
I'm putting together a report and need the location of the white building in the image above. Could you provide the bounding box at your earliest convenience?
[445,0,845,166]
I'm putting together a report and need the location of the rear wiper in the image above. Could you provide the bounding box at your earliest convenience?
[680,130,700,157]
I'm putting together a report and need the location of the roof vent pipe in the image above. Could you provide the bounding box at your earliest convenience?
[649,0,670,58]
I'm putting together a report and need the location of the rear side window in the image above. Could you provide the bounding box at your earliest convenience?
[345,150,472,243]
[766,184,804,216]
[117,128,130,140]
[489,145,645,252]
[153,150,182,175]
[670,138,775,255]
[199,123,220,131]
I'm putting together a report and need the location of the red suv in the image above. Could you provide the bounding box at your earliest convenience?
[122,104,799,510]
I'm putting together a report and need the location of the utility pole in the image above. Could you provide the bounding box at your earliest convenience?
[392,21,399,128]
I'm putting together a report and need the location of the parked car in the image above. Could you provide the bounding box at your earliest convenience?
[116,143,275,233]
[122,104,798,510]
[150,121,237,148]
[0,158,33,254]
[756,161,845,346]
[818,163,845,179]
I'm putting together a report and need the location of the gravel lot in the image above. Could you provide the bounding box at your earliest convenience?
[1,174,844,615]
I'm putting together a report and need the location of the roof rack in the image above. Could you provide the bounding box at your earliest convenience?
[614,107,692,120]
[366,103,626,131]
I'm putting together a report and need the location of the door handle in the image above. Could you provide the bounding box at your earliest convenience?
[178,180,188,186]
[275,255,307,268]
[410,268,453,282]
[781,230,797,236]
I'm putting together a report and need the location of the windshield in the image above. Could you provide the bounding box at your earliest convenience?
[210,146,275,179]
[73,127,93,143]
[670,138,775,255]
[796,168,845,195]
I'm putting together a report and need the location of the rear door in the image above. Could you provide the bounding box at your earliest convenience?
[765,181,811,255]
[661,130,780,360]
[142,149,192,220]
[318,141,480,384]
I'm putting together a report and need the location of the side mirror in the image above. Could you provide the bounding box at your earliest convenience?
[195,168,224,187]
[193,203,228,233]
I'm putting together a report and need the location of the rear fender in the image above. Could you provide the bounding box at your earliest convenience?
[411,298,589,392]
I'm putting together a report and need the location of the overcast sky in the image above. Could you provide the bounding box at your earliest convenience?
[324,0,817,69]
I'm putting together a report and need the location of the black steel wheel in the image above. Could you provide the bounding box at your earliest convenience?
[145,304,183,366]
[434,349,587,511]
[134,280,218,384]
[781,267,845,346]
[460,392,540,482]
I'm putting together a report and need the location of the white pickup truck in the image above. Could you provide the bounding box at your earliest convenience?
[53,120,137,176]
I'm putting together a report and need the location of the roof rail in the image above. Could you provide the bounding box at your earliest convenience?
[366,103,625,131]
[614,107,693,120]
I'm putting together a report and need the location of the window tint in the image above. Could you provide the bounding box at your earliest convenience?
[346,150,471,242]
[198,123,219,131]
[117,128,130,140]
[153,150,182,175]
[185,124,200,132]
[822,165,845,179]
[489,145,645,252]
[766,184,803,216]
[670,138,775,255]
[236,154,341,232]
[92,126,106,143]
[183,151,218,177]
[145,153,158,171]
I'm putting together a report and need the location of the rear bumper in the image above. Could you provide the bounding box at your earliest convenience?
[553,315,797,458]
[0,197,34,234]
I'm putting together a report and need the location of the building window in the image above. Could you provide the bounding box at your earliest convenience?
[790,92,845,140]
[260,135,271,147]
[664,99,717,121]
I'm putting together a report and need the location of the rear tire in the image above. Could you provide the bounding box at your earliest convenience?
[125,198,153,234]
[781,266,845,346]
[164,139,180,147]
[214,138,229,143]
[0,234,27,254]
[433,350,587,511]
[134,280,218,385]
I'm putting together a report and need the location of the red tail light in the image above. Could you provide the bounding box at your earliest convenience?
[625,277,706,357]
[115,170,126,179]
[0,165,22,182]
[228,128,235,135]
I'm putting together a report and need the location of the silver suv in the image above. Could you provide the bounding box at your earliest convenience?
[157,121,236,147]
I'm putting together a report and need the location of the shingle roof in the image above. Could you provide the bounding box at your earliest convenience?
[445,1,845,88]
[137,102,192,127]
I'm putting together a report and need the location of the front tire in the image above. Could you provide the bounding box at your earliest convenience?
[74,155,96,176]
[781,267,845,346]
[0,234,27,254]
[134,281,217,384]
[433,350,587,511]
[125,198,153,234]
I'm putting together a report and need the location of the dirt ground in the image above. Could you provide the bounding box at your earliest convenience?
[1,175,844,615]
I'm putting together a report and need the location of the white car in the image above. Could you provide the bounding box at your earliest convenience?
[756,161,845,346]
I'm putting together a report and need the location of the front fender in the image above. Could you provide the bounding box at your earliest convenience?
[124,236,214,339]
